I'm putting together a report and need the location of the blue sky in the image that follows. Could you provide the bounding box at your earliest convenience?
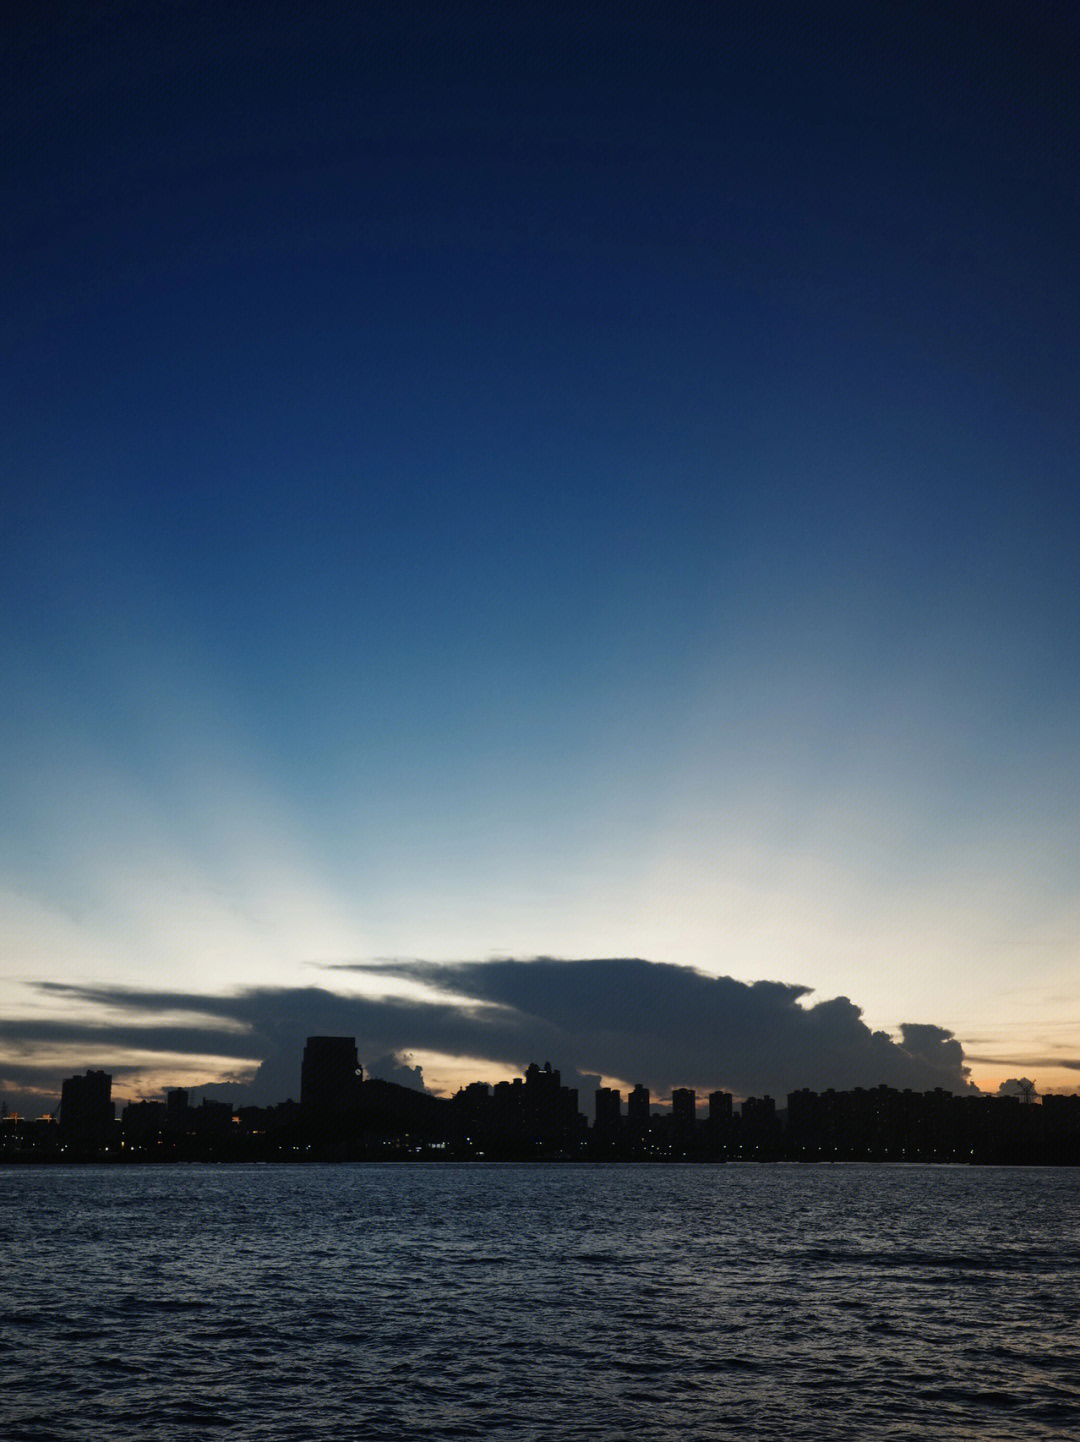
[2,3,1078,1108]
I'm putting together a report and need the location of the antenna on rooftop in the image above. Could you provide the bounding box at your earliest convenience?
[1017,1078,1038,1105]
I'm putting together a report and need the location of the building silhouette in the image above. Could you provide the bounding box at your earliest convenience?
[671,1088,696,1125]
[301,1037,362,1114]
[59,1070,114,1150]
[121,1099,166,1147]
[708,1090,732,1124]
[595,1086,621,1128]
[669,1087,696,1156]
[7,1048,1080,1165]
[739,1095,778,1157]
[488,1062,583,1157]
[706,1090,733,1157]
[627,1083,650,1142]
[594,1087,621,1156]
[165,1087,190,1135]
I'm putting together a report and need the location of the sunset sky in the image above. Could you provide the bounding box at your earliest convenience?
[3,2,1077,1112]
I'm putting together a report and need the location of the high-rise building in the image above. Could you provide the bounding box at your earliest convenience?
[301,1037,362,1113]
[627,1083,650,1135]
[488,1063,583,1154]
[165,1088,190,1133]
[708,1090,733,1124]
[121,1099,166,1145]
[594,1087,621,1129]
[671,1088,697,1127]
[741,1094,776,1124]
[593,1086,621,1156]
[740,1094,778,1156]
[59,1070,114,1148]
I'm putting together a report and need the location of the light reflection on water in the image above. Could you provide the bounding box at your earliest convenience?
[2,1163,1078,1441]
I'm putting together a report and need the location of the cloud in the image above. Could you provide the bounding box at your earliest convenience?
[4,957,978,1114]
[366,958,976,1095]
[996,1078,1038,1098]
[968,1055,1080,1071]
[365,1053,428,1092]
[893,1023,969,1077]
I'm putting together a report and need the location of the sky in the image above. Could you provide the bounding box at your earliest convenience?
[3,2,1078,1114]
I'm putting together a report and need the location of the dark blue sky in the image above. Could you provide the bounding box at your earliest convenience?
[3,2,1078,1103]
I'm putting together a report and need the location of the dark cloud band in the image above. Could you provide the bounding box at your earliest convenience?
[2,958,979,1116]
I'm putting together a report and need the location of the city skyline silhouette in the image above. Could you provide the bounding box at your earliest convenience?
[6,953,1079,1124]
[6,1035,1078,1167]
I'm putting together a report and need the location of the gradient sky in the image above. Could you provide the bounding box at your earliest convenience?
[3,2,1078,1111]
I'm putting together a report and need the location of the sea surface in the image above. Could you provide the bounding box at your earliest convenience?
[2,1163,1078,1441]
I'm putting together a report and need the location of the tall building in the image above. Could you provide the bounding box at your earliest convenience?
[489,1062,582,1155]
[740,1094,778,1156]
[165,1087,190,1134]
[705,1089,734,1159]
[121,1099,166,1145]
[741,1094,776,1124]
[627,1083,650,1137]
[708,1090,733,1124]
[594,1087,621,1130]
[671,1088,697,1127]
[593,1086,621,1157]
[59,1070,114,1148]
[301,1037,362,1114]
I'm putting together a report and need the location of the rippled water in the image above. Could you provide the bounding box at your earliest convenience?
[2,1164,1078,1440]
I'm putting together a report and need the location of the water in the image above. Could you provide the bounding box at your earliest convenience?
[2,1164,1078,1441]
